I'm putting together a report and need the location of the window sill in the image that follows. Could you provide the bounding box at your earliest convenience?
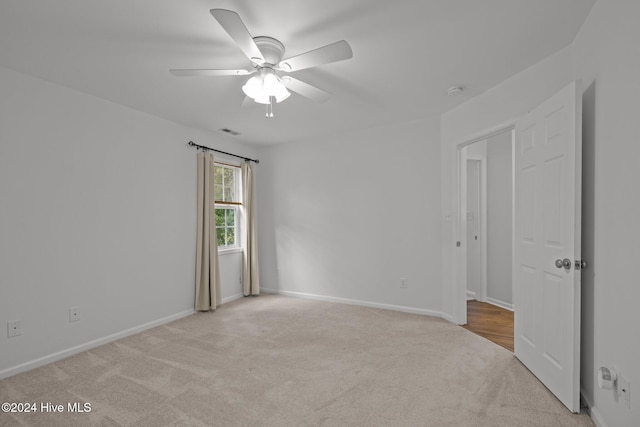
[218,247,243,256]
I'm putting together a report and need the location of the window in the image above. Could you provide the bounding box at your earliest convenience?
[214,163,241,249]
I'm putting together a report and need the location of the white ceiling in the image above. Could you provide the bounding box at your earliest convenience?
[0,0,595,146]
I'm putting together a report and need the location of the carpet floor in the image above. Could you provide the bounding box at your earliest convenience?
[0,295,594,426]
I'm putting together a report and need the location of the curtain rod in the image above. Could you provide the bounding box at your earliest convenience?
[187,141,259,164]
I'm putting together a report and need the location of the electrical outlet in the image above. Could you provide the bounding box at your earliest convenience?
[619,375,631,408]
[400,278,408,289]
[69,307,81,322]
[7,320,21,338]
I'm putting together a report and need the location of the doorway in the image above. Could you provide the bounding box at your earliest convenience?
[451,82,582,411]
[460,129,514,351]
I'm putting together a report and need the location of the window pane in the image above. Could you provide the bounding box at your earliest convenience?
[216,227,225,246]
[226,208,235,226]
[215,208,225,226]
[227,227,235,245]
[223,167,234,184]
[224,185,235,203]
[214,166,223,185]
[214,184,223,201]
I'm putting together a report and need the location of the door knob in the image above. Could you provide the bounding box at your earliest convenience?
[555,258,572,270]
[575,260,588,270]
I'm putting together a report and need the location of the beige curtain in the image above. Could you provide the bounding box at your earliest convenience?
[195,152,221,311]
[242,162,260,296]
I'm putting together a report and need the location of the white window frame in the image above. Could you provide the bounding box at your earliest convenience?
[214,161,242,254]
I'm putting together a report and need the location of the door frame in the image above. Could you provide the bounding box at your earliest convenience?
[462,155,487,302]
[452,122,515,325]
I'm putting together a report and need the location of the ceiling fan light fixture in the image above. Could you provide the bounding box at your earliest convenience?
[242,68,290,104]
[262,72,280,93]
[274,90,291,103]
[253,93,271,105]
[242,75,262,98]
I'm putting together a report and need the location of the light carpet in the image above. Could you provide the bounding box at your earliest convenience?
[0,295,594,426]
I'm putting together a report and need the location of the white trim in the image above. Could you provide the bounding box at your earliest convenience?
[221,293,244,304]
[452,122,517,325]
[213,157,241,167]
[0,308,194,380]
[452,121,517,150]
[580,390,608,427]
[262,288,447,320]
[463,155,488,303]
[589,406,608,427]
[218,246,242,256]
[466,290,477,300]
[486,297,514,311]
[440,312,455,323]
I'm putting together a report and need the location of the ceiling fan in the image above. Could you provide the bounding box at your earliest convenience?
[170,9,353,117]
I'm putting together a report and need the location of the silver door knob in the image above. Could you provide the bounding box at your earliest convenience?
[555,258,572,270]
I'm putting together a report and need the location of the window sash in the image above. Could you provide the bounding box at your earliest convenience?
[215,205,238,248]
[214,163,240,204]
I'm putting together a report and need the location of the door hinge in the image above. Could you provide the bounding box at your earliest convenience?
[456,241,461,247]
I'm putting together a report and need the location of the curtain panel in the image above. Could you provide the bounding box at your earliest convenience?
[242,162,260,296]
[195,152,221,311]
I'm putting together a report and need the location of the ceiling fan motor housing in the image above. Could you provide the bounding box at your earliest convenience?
[253,36,285,66]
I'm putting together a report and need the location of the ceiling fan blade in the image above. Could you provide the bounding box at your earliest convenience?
[283,77,331,103]
[170,69,252,77]
[210,9,265,64]
[279,40,352,72]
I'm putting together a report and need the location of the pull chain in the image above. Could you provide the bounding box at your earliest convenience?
[265,96,275,118]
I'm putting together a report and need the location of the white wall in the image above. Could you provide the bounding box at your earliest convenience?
[441,1,640,425]
[486,132,512,306]
[571,1,640,425]
[257,118,443,315]
[0,66,255,377]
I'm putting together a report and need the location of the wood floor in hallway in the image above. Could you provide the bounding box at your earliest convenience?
[462,300,514,352]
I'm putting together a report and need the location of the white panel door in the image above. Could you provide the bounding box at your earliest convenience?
[513,81,582,412]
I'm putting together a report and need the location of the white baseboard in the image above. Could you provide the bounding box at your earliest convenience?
[581,389,608,427]
[466,290,477,300]
[486,297,514,311]
[221,293,244,304]
[261,288,446,320]
[589,406,608,427]
[0,308,194,380]
[439,312,455,323]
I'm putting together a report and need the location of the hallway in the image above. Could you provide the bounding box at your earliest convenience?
[462,300,514,352]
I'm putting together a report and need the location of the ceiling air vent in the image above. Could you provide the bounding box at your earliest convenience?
[219,128,241,136]
[447,86,464,96]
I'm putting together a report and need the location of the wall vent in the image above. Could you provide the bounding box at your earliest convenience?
[219,128,241,136]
